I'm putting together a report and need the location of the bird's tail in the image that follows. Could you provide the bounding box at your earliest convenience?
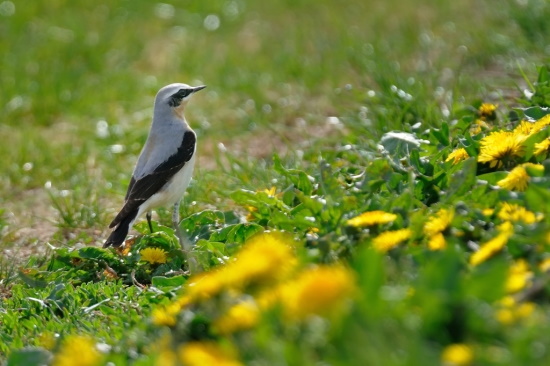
[103,209,138,248]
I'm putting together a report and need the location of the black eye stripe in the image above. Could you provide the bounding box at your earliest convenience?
[168,89,192,107]
[176,89,192,98]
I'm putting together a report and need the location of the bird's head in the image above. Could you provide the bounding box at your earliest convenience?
[155,83,206,119]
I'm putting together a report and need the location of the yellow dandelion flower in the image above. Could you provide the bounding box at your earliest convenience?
[282,265,356,319]
[140,247,168,264]
[497,220,514,234]
[428,232,447,250]
[263,186,277,196]
[372,228,412,252]
[151,307,177,327]
[441,343,473,366]
[534,138,550,156]
[152,297,191,325]
[497,166,529,191]
[183,232,296,303]
[424,208,454,236]
[482,208,495,216]
[478,131,526,168]
[513,120,534,136]
[506,259,533,293]
[470,119,491,135]
[497,163,544,191]
[346,210,398,227]
[523,162,545,172]
[478,103,497,119]
[178,342,243,366]
[469,229,513,266]
[469,123,482,136]
[497,203,542,224]
[496,296,536,325]
[496,307,514,325]
[539,257,550,272]
[213,301,260,335]
[515,302,536,319]
[53,335,102,366]
[225,232,297,287]
[532,114,550,134]
[445,148,469,165]
[186,270,227,301]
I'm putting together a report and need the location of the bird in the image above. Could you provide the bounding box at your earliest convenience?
[104,83,206,249]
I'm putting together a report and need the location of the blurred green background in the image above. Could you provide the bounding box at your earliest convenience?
[0,0,549,251]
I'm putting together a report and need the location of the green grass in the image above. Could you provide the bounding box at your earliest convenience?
[2,0,550,364]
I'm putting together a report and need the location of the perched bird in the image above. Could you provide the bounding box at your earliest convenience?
[104,83,206,248]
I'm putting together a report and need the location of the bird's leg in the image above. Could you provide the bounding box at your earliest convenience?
[173,200,199,274]
[146,211,154,233]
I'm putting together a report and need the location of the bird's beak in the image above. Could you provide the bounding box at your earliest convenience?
[192,85,207,93]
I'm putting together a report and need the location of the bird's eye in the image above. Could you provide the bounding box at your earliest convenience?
[177,89,192,98]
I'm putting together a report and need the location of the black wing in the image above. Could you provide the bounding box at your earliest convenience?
[109,130,196,228]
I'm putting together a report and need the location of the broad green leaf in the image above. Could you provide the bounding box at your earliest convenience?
[151,275,187,289]
[476,171,508,185]
[78,247,117,261]
[210,223,264,244]
[522,106,550,121]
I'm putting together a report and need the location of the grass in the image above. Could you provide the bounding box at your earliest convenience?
[2,0,550,364]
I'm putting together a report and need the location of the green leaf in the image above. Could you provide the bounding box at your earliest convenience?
[273,154,314,195]
[445,157,477,200]
[7,347,52,366]
[477,171,508,185]
[525,184,550,212]
[18,269,49,289]
[151,275,187,289]
[78,247,117,261]
[522,106,550,120]
[179,210,225,240]
[210,223,264,244]
[431,124,450,146]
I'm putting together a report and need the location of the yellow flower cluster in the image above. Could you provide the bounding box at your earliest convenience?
[495,296,535,325]
[497,203,542,224]
[278,265,357,319]
[424,208,454,250]
[469,222,514,266]
[152,232,296,327]
[346,210,397,227]
[53,335,103,366]
[151,231,357,337]
[505,259,533,293]
[473,113,550,169]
